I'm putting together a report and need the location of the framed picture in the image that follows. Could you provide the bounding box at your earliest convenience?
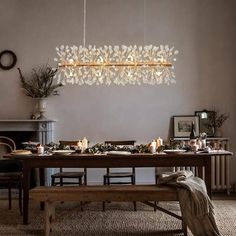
[173,116,200,138]
[195,110,215,137]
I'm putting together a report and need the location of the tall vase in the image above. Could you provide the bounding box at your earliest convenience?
[36,98,47,120]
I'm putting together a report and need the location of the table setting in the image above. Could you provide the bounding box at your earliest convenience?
[12,135,230,157]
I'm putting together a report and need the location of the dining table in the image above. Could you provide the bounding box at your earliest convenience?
[6,150,233,224]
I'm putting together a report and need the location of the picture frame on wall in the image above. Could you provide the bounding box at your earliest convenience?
[195,110,215,137]
[173,115,200,138]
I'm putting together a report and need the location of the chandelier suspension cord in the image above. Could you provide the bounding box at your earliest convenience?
[83,0,87,47]
[143,0,146,45]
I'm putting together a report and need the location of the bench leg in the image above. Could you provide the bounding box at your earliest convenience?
[103,176,107,211]
[19,182,22,215]
[154,201,157,212]
[182,221,188,236]
[45,201,55,236]
[8,183,12,210]
[102,201,106,211]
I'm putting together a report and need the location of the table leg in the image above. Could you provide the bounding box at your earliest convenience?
[39,168,45,210]
[23,163,30,225]
[205,159,212,199]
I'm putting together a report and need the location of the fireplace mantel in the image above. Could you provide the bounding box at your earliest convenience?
[0,119,55,145]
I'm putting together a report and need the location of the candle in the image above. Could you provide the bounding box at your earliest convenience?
[156,137,163,147]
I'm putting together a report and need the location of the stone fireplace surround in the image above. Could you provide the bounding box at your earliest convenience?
[0,119,55,146]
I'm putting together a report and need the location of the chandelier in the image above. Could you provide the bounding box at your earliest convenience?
[54,1,178,86]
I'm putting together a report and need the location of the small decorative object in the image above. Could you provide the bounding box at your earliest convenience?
[195,110,215,137]
[208,110,229,137]
[199,132,207,149]
[173,116,200,138]
[18,65,63,120]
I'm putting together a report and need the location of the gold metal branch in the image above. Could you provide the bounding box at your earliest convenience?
[58,62,172,68]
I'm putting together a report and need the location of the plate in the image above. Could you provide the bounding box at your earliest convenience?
[52,150,75,156]
[11,150,32,155]
[107,151,132,155]
[22,141,40,146]
[163,149,186,154]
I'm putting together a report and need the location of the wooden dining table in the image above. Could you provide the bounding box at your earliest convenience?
[7,151,233,224]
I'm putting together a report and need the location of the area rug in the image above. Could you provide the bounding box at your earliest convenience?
[0,199,235,235]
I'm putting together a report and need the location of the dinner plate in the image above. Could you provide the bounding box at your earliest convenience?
[52,150,75,156]
[163,149,186,154]
[107,151,132,155]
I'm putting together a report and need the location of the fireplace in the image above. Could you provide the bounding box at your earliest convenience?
[0,119,55,147]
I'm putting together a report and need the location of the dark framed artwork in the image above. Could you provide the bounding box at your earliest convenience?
[195,110,215,137]
[173,116,200,138]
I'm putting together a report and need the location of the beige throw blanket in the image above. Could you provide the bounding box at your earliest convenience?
[157,171,221,236]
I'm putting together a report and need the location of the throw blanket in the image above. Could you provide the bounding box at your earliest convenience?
[157,171,221,236]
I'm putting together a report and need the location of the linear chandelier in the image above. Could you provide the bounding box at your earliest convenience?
[55,45,178,86]
[54,0,178,86]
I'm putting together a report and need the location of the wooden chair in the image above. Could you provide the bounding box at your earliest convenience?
[51,141,87,186]
[103,140,136,211]
[0,137,22,215]
[0,136,16,150]
[51,140,87,210]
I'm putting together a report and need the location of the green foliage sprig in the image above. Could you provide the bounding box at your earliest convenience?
[18,65,63,98]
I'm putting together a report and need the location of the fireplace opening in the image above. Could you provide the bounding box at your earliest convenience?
[0,131,39,149]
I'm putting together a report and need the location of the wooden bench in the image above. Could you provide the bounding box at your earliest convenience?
[30,185,187,236]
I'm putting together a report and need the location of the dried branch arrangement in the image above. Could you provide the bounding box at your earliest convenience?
[18,65,63,98]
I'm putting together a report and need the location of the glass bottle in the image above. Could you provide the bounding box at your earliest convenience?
[190,122,197,139]
[189,122,198,151]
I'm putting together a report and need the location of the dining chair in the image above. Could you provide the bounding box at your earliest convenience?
[103,140,136,211]
[51,140,87,210]
[0,138,22,215]
[51,140,87,187]
[0,136,16,150]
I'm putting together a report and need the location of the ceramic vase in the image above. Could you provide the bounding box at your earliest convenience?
[36,98,47,120]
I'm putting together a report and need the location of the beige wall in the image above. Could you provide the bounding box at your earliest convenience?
[0,0,235,184]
